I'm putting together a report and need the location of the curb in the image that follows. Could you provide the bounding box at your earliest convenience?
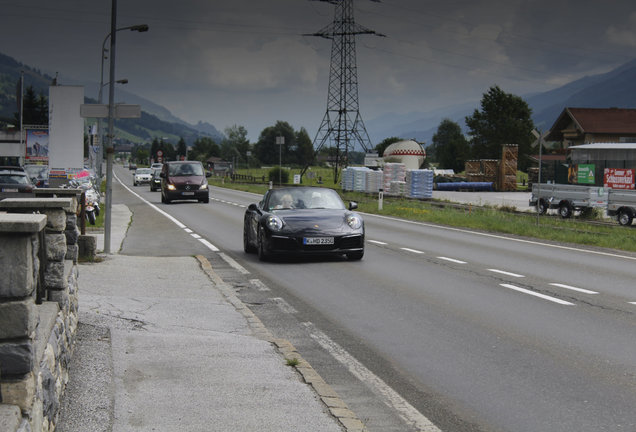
[195,255,368,432]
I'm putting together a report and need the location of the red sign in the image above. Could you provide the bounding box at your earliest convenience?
[604,168,635,189]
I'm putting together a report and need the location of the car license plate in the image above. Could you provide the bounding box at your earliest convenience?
[2,188,18,192]
[304,237,334,245]
[182,192,195,196]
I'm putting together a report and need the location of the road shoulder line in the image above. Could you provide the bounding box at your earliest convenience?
[195,254,368,432]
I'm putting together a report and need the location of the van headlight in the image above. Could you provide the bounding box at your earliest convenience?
[167,183,176,191]
[200,182,208,190]
[266,215,283,231]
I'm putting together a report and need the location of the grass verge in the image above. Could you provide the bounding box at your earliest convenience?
[211,177,636,254]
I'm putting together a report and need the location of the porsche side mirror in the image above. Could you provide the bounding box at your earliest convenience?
[248,203,259,211]
[349,201,358,210]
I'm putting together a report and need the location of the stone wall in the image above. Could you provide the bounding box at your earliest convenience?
[0,197,81,432]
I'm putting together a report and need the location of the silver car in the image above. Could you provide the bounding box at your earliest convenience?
[133,168,153,186]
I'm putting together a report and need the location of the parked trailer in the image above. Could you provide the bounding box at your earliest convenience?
[529,183,608,218]
[607,189,636,226]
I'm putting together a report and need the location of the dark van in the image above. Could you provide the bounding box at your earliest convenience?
[160,161,211,203]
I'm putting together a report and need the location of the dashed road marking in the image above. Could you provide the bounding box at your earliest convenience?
[249,279,271,291]
[401,247,424,254]
[197,238,219,252]
[488,269,525,278]
[500,284,575,306]
[270,297,298,314]
[219,252,250,274]
[549,283,598,295]
[437,256,467,264]
[368,239,388,245]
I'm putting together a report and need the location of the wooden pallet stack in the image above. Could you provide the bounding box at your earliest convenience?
[499,144,518,191]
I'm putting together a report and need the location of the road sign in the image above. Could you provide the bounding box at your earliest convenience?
[80,104,141,118]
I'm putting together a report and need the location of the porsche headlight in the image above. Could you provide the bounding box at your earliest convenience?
[266,215,284,231]
[346,214,362,229]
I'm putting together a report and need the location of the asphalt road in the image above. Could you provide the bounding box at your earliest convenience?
[113,164,636,432]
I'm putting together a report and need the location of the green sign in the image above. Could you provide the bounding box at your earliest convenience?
[577,164,595,184]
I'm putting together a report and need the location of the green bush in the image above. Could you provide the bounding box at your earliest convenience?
[268,166,289,184]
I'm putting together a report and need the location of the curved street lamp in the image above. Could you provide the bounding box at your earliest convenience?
[96,24,148,178]
[103,0,149,254]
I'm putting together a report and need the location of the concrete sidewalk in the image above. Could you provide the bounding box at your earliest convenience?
[56,205,356,431]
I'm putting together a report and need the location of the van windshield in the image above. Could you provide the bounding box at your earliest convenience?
[169,163,204,176]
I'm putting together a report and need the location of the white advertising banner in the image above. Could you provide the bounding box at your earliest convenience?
[49,85,84,174]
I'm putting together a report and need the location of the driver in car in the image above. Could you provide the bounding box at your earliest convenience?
[274,193,295,209]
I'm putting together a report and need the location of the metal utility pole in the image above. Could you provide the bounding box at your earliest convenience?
[304,0,384,184]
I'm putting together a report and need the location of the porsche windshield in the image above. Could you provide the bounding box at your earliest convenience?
[267,188,345,211]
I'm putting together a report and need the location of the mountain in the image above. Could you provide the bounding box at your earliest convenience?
[0,52,224,145]
[4,50,636,149]
[368,57,636,147]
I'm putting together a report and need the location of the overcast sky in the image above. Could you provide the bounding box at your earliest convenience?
[2,0,636,142]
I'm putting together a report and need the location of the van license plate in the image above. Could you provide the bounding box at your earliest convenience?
[182,192,195,196]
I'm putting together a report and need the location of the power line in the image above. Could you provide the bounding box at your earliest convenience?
[304,0,382,184]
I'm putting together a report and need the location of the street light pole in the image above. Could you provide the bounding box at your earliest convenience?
[276,136,284,186]
[103,0,118,254]
[101,1,148,254]
[97,23,148,179]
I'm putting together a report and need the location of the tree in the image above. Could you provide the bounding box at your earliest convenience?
[16,86,48,126]
[254,121,295,166]
[465,85,535,171]
[176,137,187,160]
[188,137,219,163]
[220,125,250,168]
[295,128,314,167]
[375,137,402,157]
[150,138,176,162]
[430,119,470,172]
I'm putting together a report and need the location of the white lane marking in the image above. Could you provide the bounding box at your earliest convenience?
[184,228,193,233]
[437,256,467,264]
[629,302,636,305]
[368,239,388,245]
[219,252,250,274]
[116,172,221,251]
[549,283,598,295]
[249,279,270,291]
[362,212,636,262]
[500,284,575,305]
[115,172,186,228]
[191,233,202,239]
[302,322,442,432]
[488,269,525,278]
[401,247,424,254]
[270,297,298,314]
[197,238,219,252]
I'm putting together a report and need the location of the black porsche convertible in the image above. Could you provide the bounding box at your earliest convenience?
[243,186,365,261]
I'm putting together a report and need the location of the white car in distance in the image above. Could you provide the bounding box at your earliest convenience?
[133,168,153,186]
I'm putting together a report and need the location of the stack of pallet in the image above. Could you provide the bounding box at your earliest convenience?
[405,169,434,199]
[499,144,518,191]
[383,163,406,193]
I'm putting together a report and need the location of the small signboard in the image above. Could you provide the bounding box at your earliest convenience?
[577,164,596,184]
[25,129,49,162]
[604,168,635,189]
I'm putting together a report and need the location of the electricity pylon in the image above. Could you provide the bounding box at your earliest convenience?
[304,0,384,184]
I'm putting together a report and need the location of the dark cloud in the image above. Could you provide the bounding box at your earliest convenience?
[2,0,635,141]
